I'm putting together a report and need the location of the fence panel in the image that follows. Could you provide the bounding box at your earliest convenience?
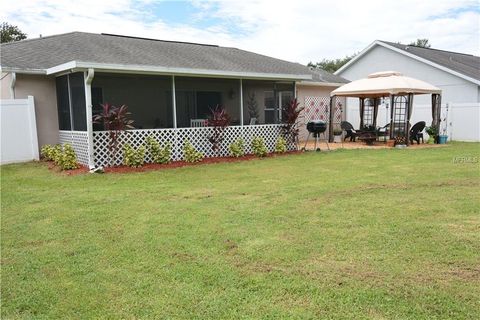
[0,96,39,164]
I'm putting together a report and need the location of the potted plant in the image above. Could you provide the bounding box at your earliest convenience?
[333,128,343,143]
[425,125,438,144]
[438,110,449,144]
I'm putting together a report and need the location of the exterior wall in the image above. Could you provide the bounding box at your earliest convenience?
[2,74,59,147]
[337,45,479,125]
[296,84,344,141]
[1,72,13,99]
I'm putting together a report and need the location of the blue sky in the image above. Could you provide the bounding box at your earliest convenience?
[1,0,479,63]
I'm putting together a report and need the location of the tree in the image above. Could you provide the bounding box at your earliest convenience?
[1,22,27,43]
[307,53,357,73]
[408,38,431,48]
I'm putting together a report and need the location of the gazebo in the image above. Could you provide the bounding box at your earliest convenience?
[329,71,442,145]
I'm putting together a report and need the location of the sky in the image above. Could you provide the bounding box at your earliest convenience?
[1,0,479,64]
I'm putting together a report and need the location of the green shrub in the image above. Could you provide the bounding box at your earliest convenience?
[52,144,63,166]
[60,144,79,170]
[145,136,172,164]
[274,137,287,153]
[123,143,145,167]
[251,137,268,157]
[229,138,245,157]
[40,144,55,161]
[183,140,204,163]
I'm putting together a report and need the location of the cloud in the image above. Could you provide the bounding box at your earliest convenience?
[1,0,478,64]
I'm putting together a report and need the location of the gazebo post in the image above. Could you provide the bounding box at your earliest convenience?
[432,94,442,143]
[406,93,414,146]
[328,96,335,142]
[372,98,379,128]
[389,95,395,140]
[359,97,365,129]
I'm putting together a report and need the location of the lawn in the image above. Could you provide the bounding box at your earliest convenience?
[1,142,479,319]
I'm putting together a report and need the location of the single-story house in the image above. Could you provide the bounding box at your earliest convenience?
[335,40,480,141]
[0,32,347,167]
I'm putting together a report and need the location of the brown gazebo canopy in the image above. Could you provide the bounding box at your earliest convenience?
[329,71,442,145]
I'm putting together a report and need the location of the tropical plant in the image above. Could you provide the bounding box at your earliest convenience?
[274,137,287,153]
[123,143,145,167]
[246,92,259,122]
[229,138,245,158]
[145,136,172,164]
[93,103,134,166]
[183,140,204,163]
[207,105,231,153]
[281,98,304,148]
[60,144,79,170]
[251,137,268,157]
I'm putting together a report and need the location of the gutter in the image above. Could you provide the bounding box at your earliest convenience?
[45,61,313,81]
[296,81,347,87]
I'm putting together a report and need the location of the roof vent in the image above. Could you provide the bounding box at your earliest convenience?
[368,71,403,78]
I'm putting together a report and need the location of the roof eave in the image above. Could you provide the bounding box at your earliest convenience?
[297,81,347,87]
[0,66,46,75]
[45,61,312,81]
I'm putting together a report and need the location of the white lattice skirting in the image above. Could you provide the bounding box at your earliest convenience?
[92,125,295,167]
[59,130,90,166]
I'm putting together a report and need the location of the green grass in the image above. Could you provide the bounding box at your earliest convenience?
[1,142,479,319]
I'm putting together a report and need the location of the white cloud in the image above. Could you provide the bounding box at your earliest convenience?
[1,0,479,65]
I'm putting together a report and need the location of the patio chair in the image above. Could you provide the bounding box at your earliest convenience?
[341,121,357,142]
[249,117,257,125]
[376,123,390,142]
[190,119,207,127]
[409,121,426,144]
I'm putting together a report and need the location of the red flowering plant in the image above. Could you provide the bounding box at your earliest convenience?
[93,103,134,166]
[207,104,231,153]
[281,98,304,149]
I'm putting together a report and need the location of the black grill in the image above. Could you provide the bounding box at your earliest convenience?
[307,120,327,136]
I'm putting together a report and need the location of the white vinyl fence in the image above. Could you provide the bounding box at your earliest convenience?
[0,96,39,164]
[346,100,480,141]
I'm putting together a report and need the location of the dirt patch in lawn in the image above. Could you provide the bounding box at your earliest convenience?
[45,162,89,176]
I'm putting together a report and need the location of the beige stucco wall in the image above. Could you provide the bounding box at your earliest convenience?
[1,73,59,147]
[296,84,344,141]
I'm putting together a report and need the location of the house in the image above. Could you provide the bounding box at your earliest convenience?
[335,40,480,141]
[0,32,345,167]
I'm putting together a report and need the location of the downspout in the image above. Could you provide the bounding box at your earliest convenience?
[10,72,16,99]
[84,68,95,169]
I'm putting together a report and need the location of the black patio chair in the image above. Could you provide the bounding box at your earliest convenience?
[409,121,426,144]
[341,121,358,142]
[376,123,390,142]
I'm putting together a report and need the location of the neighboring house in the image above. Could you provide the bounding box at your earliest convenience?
[335,40,480,141]
[0,32,343,166]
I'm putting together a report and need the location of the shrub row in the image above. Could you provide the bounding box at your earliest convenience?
[40,144,79,170]
[229,136,287,158]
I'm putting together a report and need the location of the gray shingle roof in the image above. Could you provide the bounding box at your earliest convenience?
[307,68,349,84]
[0,32,312,78]
[380,41,480,81]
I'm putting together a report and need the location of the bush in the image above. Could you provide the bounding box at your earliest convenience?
[123,143,145,167]
[229,138,245,157]
[274,137,287,153]
[40,144,55,161]
[251,137,268,157]
[60,144,79,170]
[184,140,204,163]
[145,136,171,164]
[52,144,63,166]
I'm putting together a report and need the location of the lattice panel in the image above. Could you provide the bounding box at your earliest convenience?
[304,96,330,123]
[93,125,295,167]
[59,130,89,166]
[332,97,345,124]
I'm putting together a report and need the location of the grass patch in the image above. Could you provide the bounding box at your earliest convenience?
[1,142,479,318]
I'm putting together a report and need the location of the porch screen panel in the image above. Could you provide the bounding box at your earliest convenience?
[69,72,87,131]
[55,75,71,130]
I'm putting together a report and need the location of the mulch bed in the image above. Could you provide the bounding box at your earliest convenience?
[46,151,302,175]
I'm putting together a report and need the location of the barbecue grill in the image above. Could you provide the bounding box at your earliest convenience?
[303,120,330,151]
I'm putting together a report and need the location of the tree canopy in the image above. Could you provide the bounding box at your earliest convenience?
[1,22,27,43]
[307,54,356,73]
[408,38,431,48]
